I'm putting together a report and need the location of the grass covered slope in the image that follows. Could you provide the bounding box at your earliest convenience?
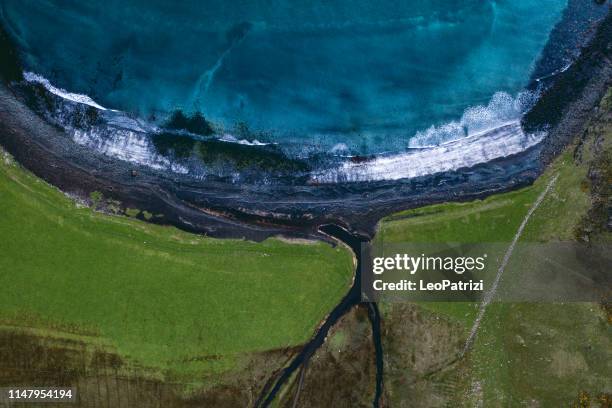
[375,90,611,406]
[0,149,353,378]
[376,149,590,245]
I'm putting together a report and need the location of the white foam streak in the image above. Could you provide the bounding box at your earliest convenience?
[312,122,544,183]
[72,128,188,174]
[219,133,269,146]
[23,72,108,110]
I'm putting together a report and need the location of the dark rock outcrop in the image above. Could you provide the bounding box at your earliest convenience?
[524,10,612,165]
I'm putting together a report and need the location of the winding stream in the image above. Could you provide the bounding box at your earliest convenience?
[255,224,384,407]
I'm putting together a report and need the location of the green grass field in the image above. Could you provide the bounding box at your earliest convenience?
[375,91,611,406]
[376,149,589,245]
[0,149,354,380]
[375,148,592,324]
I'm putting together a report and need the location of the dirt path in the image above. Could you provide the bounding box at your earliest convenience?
[462,174,559,355]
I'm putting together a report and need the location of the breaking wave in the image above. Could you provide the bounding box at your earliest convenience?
[21,70,546,184]
[21,71,275,172]
[311,90,546,183]
[408,91,538,148]
[312,122,545,183]
[23,71,110,111]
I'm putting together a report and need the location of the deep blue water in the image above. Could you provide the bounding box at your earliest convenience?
[1,0,566,154]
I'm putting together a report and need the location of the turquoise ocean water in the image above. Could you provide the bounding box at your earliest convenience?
[1,0,566,155]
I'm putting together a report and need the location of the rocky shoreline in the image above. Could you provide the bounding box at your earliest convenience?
[0,6,609,240]
[525,9,612,165]
[0,80,542,240]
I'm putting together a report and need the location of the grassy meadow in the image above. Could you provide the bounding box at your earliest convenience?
[0,149,354,381]
[375,90,611,405]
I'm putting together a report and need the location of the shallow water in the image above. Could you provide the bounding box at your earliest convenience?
[1,0,566,155]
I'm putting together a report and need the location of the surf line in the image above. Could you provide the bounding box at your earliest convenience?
[462,174,559,355]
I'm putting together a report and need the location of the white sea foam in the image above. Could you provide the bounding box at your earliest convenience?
[330,143,349,153]
[22,71,187,174]
[23,71,109,111]
[219,133,269,146]
[23,70,543,183]
[312,121,544,183]
[408,91,537,148]
[72,128,188,174]
[104,114,150,134]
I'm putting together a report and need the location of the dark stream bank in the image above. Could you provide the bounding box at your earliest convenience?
[255,224,383,408]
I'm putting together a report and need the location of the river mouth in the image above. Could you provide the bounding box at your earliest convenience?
[255,224,383,408]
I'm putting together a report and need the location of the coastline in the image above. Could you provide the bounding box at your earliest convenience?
[0,7,609,240]
[0,80,541,240]
[525,9,612,165]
